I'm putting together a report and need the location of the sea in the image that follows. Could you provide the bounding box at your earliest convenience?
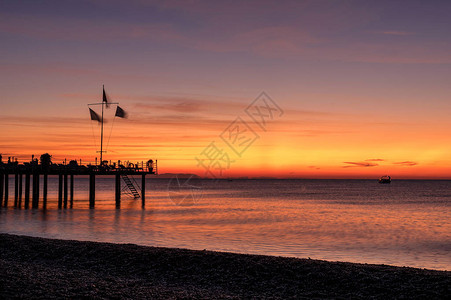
[0,177,450,271]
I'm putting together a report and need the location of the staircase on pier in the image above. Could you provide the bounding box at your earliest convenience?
[121,174,140,198]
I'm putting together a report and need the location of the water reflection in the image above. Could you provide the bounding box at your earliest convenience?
[0,179,450,270]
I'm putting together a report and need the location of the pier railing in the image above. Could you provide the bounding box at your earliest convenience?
[0,160,157,175]
[0,159,157,209]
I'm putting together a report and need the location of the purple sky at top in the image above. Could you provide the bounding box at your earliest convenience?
[1,1,450,111]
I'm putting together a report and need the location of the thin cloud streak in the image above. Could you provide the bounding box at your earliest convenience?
[0,115,88,126]
[133,98,246,113]
[342,161,379,168]
[393,161,418,167]
[0,14,186,43]
[376,31,414,36]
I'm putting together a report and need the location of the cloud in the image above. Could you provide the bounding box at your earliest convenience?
[0,115,87,127]
[135,100,203,113]
[342,161,379,168]
[133,97,245,114]
[393,161,418,167]
[365,158,385,162]
[376,31,414,36]
[194,25,320,57]
[0,13,186,43]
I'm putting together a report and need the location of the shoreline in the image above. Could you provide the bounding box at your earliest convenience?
[1,234,449,298]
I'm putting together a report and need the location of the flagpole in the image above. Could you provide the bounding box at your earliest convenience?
[100,85,104,165]
[88,87,120,164]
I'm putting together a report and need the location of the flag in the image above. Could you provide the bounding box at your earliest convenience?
[115,106,127,118]
[89,108,101,123]
[103,86,110,108]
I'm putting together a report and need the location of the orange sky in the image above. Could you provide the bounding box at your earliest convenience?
[1,1,451,179]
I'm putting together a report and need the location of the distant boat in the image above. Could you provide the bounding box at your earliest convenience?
[378,175,391,184]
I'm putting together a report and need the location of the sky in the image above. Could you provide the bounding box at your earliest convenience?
[1,0,451,178]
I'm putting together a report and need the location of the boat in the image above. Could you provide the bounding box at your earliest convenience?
[378,175,391,184]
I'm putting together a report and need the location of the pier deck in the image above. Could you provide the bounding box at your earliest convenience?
[0,159,157,209]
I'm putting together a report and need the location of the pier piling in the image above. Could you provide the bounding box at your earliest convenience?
[115,174,121,208]
[70,174,74,208]
[18,173,23,208]
[32,173,39,208]
[14,173,18,207]
[43,173,48,208]
[141,174,146,207]
[32,173,36,206]
[4,174,9,207]
[24,173,30,209]
[36,174,40,208]
[58,174,63,208]
[89,173,95,209]
[0,173,3,207]
[64,173,68,208]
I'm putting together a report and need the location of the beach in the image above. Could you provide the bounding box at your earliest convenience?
[1,234,449,299]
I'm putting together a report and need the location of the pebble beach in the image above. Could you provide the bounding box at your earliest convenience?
[0,233,449,299]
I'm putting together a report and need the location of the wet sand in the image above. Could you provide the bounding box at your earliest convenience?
[0,233,449,299]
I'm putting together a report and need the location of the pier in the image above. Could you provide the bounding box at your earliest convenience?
[0,155,156,209]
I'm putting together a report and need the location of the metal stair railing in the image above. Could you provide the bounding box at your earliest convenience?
[120,174,141,198]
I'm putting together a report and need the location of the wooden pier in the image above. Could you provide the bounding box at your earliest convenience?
[0,158,156,209]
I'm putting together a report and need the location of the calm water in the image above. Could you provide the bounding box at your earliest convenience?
[0,177,450,270]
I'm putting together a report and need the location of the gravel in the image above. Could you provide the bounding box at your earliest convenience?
[0,233,449,299]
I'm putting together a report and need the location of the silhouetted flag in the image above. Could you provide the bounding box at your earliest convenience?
[89,108,101,123]
[115,106,127,118]
[103,86,110,108]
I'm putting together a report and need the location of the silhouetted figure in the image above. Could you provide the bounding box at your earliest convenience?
[68,160,79,167]
[40,153,52,167]
[147,159,154,172]
[30,156,38,166]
